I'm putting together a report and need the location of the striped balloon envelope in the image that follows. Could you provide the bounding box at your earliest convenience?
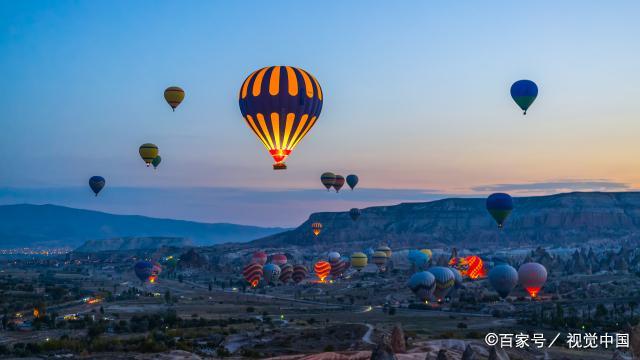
[321,172,336,190]
[333,175,345,192]
[139,143,159,167]
[239,66,323,170]
[465,255,486,279]
[242,262,263,288]
[164,86,185,111]
[350,252,368,270]
[376,245,392,258]
[279,263,293,283]
[407,271,436,302]
[372,251,388,270]
[329,258,346,278]
[427,266,455,301]
[311,222,323,236]
[314,261,331,282]
[292,264,308,283]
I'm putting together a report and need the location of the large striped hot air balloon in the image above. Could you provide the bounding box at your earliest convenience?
[350,252,368,271]
[333,175,345,192]
[372,251,388,270]
[311,222,323,236]
[139,143,159,167]
[427,267,455,301]
[489,264,518,299]
[329,253,346,278]
[518,262,547,298]
[510,80,538,115]
[89,176,105,197]
[164,86,185,111]
[407,271,436,302]
[321,172,336,191]
[243,262,263,288]
[239,66,323,170]
[448,257,469,277]
[292,264,308,283]
[252,251,268,265]
[279,263,293,283]
[271,254,288,266]
[314,261,331,282]
[263,264,281,285]
[486,193,514,229]
[465,255,486,279]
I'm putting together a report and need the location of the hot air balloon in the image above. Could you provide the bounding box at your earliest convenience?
[243,262,263,288]
[292,264,308,283]
[465,255,486,279]
[489,264,518,299]
[346,174,359,190]
[329,253,346,279]
[486,193,514,229]
[89,176,105,196]
[328,252,341,263]
[372,251,388,270]
[152,155,162,170]
[333,175,345,192]
[271,254,288,266]
[376,245,392,258]
[349,208,361,221]
[263,263,281,284]
[149,263,162,283]
[164,86,185,111]
[350,252,368,271]
[408,250,428,269]
[139,143,159,167]
[312,222,323,236]
[239,66,323,170]
[510,80,538,115]
[450,268,463,288]
[314,261,331,282]
[518,262,547,298]
[420,249,432,262]
[279,263,293,283]
[448,257,469,277]
[321,172,336,191]
[252,251,268,265]
[407,271,436,302]
[364,247,375,258]
[427,267,455,301]
[134,261,154,282]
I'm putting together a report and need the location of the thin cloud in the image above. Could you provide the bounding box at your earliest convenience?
[471,180,631,193]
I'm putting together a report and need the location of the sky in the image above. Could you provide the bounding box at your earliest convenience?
[1,1,639,227]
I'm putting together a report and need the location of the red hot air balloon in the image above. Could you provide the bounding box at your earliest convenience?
[314,261,331,282]
[333,175,345,192]
[312,222,323,236]
[239,66,323,170]
[252,251,267,265]
[279,263,293,283]
[518,262,547,298]
[271,254,288,266]
[243,262,263,288]
[292,264,308,283]
[465,255,486,279]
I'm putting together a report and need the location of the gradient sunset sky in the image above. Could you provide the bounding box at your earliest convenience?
[1,1,639,226]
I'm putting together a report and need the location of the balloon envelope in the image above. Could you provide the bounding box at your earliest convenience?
[346,174,359,190]
[292,265,308,283]
[164,86,185,111]
[279,263,293,283]
[239,66,323,170]
[152,155,162,169]
[89,176,105,196]
[134,261,154,282]
[349,208,361,221]
[407,271,436,302]
[263,263,281,284]
[333,175,345,192]
[350,252,368,270]
[139,143,159,167]
[252,251,267,265]
[518,262,547,298]
[243,262,263,287]
[486,193,514,228]
[314,261,331,282]
[321,172,336,190]
[312,222,323,236]
[489,264,518,299]
[271,254,288,266]
[427,267,455,300]
[510,80,538,114]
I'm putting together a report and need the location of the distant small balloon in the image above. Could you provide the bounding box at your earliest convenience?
[333,175,345,192]
[510,80,538,115]
[321,172,336,191]
[346,174,359,190]
[89,176,105,196]
[139,143,159,167]
[164,86,185,111]
[152,155,162,170]
[311,222,323,236]
[486,193,514,229]
[349,208,361,221]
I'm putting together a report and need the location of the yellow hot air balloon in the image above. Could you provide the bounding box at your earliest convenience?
[139,143,159,167]
[164,86,185,111]
[350,252,368,271]
[376,245,392,258]
[239,66,323,170]
[420,249,432,259]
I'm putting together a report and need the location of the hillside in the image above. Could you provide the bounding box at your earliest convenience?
[0,204,287,248]
[74,237,192,252]
[251,192,640,250]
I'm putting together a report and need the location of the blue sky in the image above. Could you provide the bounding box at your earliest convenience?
[1,1,639,226]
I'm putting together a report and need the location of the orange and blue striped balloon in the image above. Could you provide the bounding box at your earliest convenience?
[239,66,323,170]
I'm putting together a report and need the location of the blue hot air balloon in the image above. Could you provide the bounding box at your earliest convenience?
[427,267,455,301]
[407,271,436,302]
[486,193,514,229]
[134,261,154,282]
[346,174,359,190]
[89,176,106,196]
[510,80,538,115]
[488,264,518,299]
[408,250,428,269]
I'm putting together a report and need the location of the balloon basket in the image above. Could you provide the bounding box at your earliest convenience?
[273,163,287,170]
